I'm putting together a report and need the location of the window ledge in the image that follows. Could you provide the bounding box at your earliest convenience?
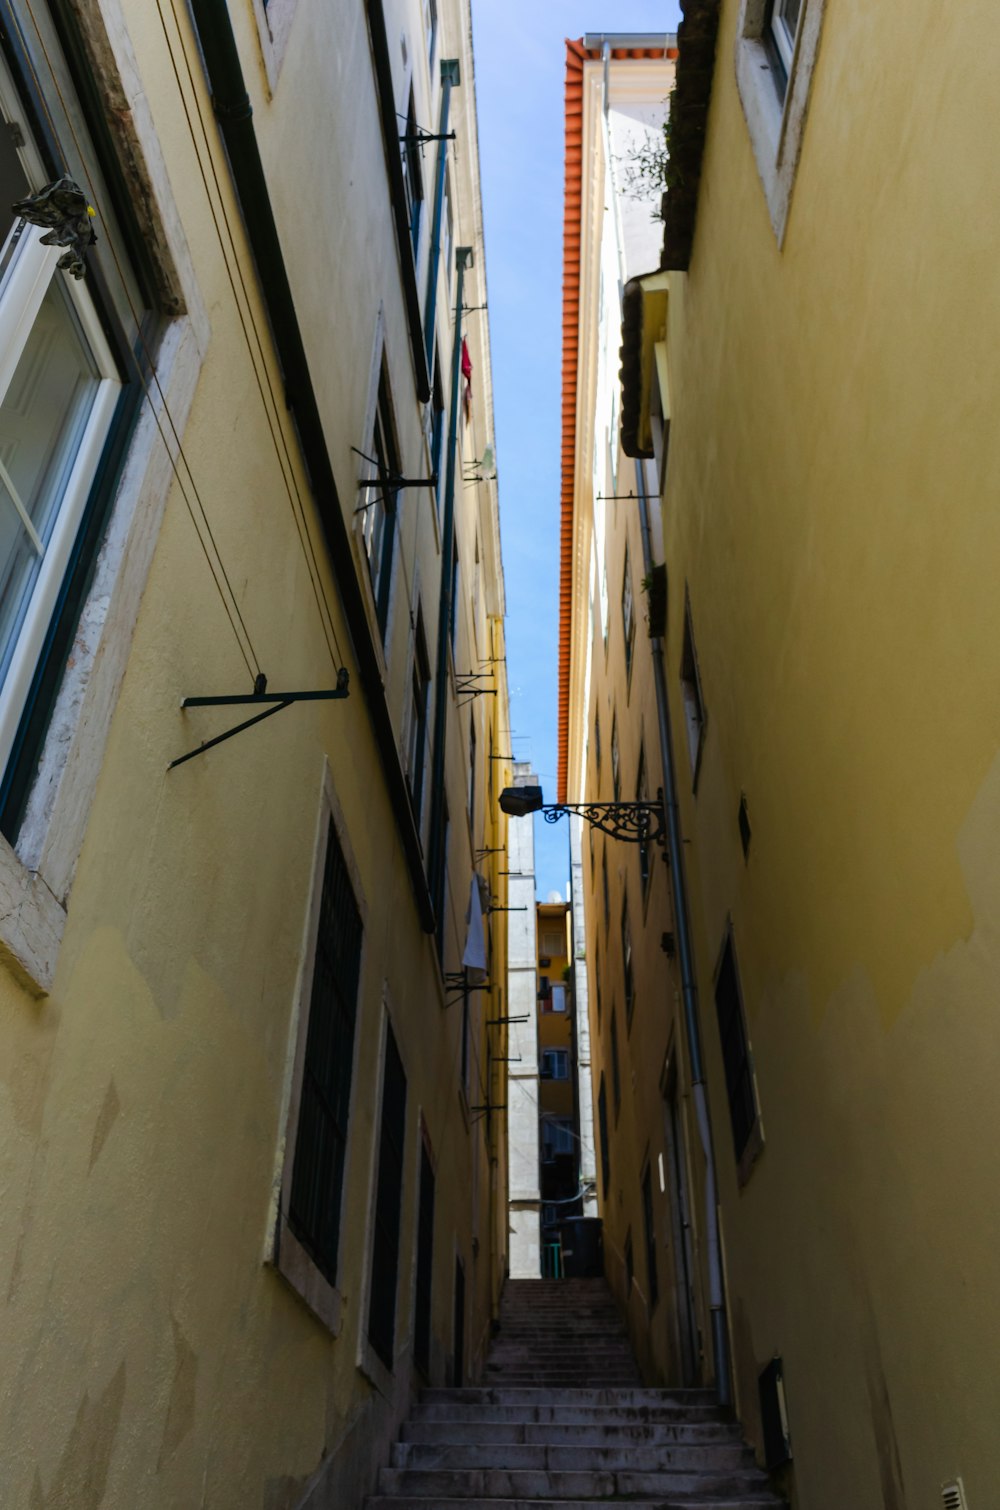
[0,840,64,995]
[271,1219,344,1336]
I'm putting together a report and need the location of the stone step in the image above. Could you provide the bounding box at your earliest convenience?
[368,1499,779,1510]
[401,1419,743,1445]
[412,1403,725,1426]
[390,1440,753,1471]
[376,1467,771,1499]
[422,1387,716,1407]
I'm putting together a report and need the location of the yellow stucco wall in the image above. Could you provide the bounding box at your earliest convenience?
[659,1,1000,1503]
[0,0,509,1505]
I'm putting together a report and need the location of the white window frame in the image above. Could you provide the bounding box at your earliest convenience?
[0,0,206,996]
[733,0,828,245]
[542,1048,569,1081]
[0,227,122,777]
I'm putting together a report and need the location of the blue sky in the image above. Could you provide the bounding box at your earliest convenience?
[471,2,682,899]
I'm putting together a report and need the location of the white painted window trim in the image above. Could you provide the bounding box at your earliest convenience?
[0,0,207,997]
[265,757,369,1336]
[249,0,303,96]
[733,0,827,245]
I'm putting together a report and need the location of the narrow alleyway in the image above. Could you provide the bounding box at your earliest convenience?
[366,1279,783,1507]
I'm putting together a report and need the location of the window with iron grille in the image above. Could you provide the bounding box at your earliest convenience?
[452,1254,465,1386]
[413,1140,435,1377]
[400,85,423,255]
[622,896,634,1027]
[368,1020,408,1368]
[610,1008,621,1116]
[289,820,363,1286]
[636,744,651,895]
[611,711,620,801]
[360,365,400,637]
[598,1072,611,1196]
[714,928,759,1161]
[407,609,430,817]
[622,543,635,682]
[641,1162,658,1310]
[680,591,706,788]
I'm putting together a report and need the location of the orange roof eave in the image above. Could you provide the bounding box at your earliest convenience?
[556,40,676,802]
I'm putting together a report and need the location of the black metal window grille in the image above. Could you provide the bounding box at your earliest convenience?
[361,365,400,637]
[622,897,634,1026]
[636,744,651,894]
[611,711,620,801]
[738,791,752,860]
[610,1008,621,1116]
[289,820,363,1286]
[452,1254,465,1386]
[430,359,445,514]
[714,930,758,1159]
[622,543,634,681]
[407,610,430,816]
[641,1162,658,1309]
[368,1020,408,1367]
[598,1073,611,1197]
[400,85,423,254]
[413,1141,435,1377]
[680,591,707,787]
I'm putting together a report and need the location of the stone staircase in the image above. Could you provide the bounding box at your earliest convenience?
[366,1277,783,1509]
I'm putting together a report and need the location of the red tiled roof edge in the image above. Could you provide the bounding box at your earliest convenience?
[556,41,675,802]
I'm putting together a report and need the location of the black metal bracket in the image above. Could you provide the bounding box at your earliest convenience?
[351,446,436,511]
[595,491,642,502]
[489,754,515,761]
[486,1015,529,1025]
[474,846,505,860]
[169,669,349,769]
[539,789,667,847]
[488,905,527,914]
[400,128,456,147]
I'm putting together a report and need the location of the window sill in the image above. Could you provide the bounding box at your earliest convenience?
[736,1115,765,1190]
[0,838,64,995]
[271,1218,344,1336]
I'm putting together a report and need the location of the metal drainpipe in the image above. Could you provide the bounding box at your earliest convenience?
[427,247,473,930]
[424,60,460,372]
[634,458,732,1410]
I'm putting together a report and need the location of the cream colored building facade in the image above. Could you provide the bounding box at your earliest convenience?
[559,35,718,1390]
[0,0,510,1505]
[570,3,1000,1509]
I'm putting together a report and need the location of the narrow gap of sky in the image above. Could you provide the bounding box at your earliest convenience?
[471,1,682,901]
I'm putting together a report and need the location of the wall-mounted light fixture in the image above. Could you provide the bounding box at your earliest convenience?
[498,784,666,847]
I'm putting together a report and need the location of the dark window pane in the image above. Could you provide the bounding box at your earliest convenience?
[368,1022,408,1367]
[289,821,363,1286]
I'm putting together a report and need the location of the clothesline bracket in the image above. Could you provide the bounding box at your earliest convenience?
[168,670,349,770]
[486,1015,529,1025]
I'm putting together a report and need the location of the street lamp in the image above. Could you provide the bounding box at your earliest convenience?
[499,784,666,847]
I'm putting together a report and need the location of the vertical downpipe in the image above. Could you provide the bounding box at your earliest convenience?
[635,458,732,1409]
[427,248,473,936]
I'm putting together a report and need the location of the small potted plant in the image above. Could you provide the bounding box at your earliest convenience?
[642,563,667,637]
